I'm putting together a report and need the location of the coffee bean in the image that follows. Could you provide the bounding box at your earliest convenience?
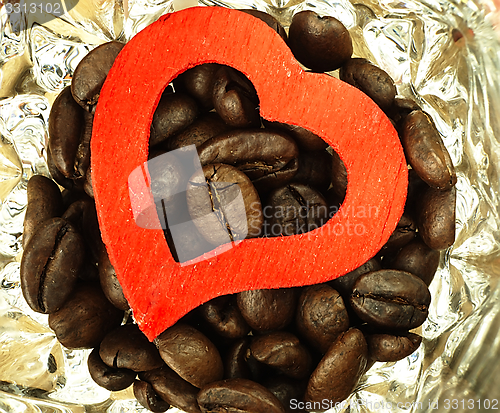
[417,186,456,250]
[263,121,328,151]
[366,332,422,362]
[401,110,456,190]
[88,347,136,391]
[48,282,123,349]
[212,66,260,128]
[175,63,221,111]
[350,269,431,330]
[134,380,171,412]
[48,86,85,179]
[250,331,312,380]
[140,365,201,413]
[155,323,224,388]
[98,248,129,311]
[149,92,199,147]
[330,150,348,201]
[186,163,264,244]
[293,150,332,192]
[224,337,253,380]
[23,175,63,248]
[379,211,417,255]
[240,9,287,42]
[199,295,250,339]
[288,11,353,72]
[197,378,286,413]
[21,218,84,314]
[304,328,367,407]
[237,288,297,332]
[389,237,440,286]
[261,376,307,413]
[328,258,381,298]
[71,41,125,113]
[296,285,350,353]
[339,58,396,112]
[47,147,80,191]
[99,324,164,372]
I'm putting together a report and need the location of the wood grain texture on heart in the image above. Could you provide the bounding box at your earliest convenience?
[91,6,407,340]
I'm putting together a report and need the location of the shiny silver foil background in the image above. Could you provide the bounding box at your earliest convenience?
[1,0,500,411]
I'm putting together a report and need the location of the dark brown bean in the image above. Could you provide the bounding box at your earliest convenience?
[261,376,307,413]
[88,347,136,391]
[329,258,381,298]
[250,331,312,380]
[23,175,63,248]
[154,323,223,388]
[293,150,332,192]
[366,332,422,362]
[339,58,397,112]
[296,285,350,353]
[186,163,264,244]
[288,11,353,72]
[48,282,123,349]
[133,380,170,412]
[212,66,260,128]
[304,328,367,407]
[140,365,201,413]
[390,237,441,286]
[47,147,80,191]
[379,211,417,255]
[401,110,456,190]
[71,41,125,112]
[175,63,221,111]
[263,121,328,151]
[330,150,348,201]
[237,288,297,332]
[199,296,250,339]
[240,9,288,42]
[350,269,431,330]
[417,186,456,250]
[99,324,164,372]
[98,248,129,311]
[224,337,253,380]
[20,218,84,314]
[197,378,286,413]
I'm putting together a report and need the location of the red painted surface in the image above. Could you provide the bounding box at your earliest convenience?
[91,6,407,340]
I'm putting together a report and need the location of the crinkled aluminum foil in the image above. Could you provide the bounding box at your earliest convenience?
[1,0,500,411]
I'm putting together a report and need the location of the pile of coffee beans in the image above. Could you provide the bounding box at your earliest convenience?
[20,8,457,413]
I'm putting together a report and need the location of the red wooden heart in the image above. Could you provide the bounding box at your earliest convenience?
[91,6,407,340]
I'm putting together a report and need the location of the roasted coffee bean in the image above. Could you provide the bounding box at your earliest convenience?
[379,211,417,254]
[224,337,253,380]
[87,347,136,391]
[198,129,299,192]
[389,237,440,286]
[84,164,93,198]
[163,220,215,263]
[23,175,63,248]
[288,11,353,72]
[350,269,431,330]
[48,282,123,349]
[186,163,264,244]
[98,248,129,311]
[263,121,328,151]
[339,58,397,112]
[48,86,85,179]
[149,92,199,147]
[237,288,297,331]
[366,332,422,362]
[21,218,84,314]
[250,331,312,380]
[261,376,307,413]
[74,110,93,179]
[212,66,260,128]
[329,258,381,298]
[305,328,367,407]
[100,324,164,372]
[154,323,224,388]
[240,9,288,41]
[165,112,231,150]
[47,147,80,191]
[389,96,421,123]
[401,110,456,190]
[417,186,456,250]
[134,380,170,413]
[330,150,348,201]
[296,285,349,353]
[199,296,250,339]
[71,41,125,112]
[197,378,286,413]
[175,63,221,111]
[140,365,201,413]
[293,150,332,192]
[265,183,328,237]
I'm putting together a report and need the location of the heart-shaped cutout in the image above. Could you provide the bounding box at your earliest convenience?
[91,6,407,340]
